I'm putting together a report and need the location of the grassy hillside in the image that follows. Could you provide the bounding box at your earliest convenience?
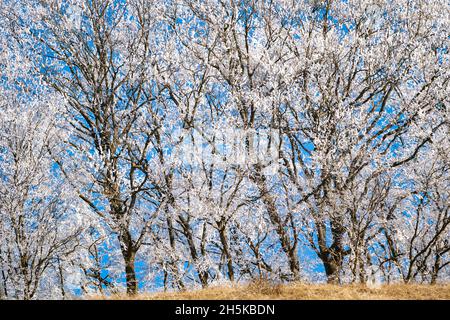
[92,281,450,300]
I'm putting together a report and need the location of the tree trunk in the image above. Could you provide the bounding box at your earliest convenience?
[251,165,300,281]
[287,248,300,281]
[430,254,441,285]
[124,251,137,295]
[119,230,138,295]
[179,216,209,288]
[166,216,185,290]
[0,268,7,299]
[324,260,340,284]
[316,219,346,284]
[218,226,235,282]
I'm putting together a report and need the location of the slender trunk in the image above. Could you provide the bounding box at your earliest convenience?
[1,268,7,299]
[58,258,66,299]
[358,253,368,284]
[166,216,185,290]
[179,216,209,288]
[119,230,137,295]
[430,272,438,285]
[218,226,234,282]
[251,164,300,281]
[163,270,168,291]
[20,255,31,300]
[287,249,300,281]
[430,254,441,285]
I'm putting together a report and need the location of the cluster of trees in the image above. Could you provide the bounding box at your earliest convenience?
[0,0,448,299]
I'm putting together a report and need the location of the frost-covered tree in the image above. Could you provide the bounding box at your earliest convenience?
[3,0,176,294]
[0,46,90,299]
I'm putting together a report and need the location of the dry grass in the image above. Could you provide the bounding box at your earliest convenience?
[90,280,450,300]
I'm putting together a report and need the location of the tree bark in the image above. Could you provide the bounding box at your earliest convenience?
[119,231,138,295]
[218,226,235,282]
[124,251,137,295]
[251,164,300,281]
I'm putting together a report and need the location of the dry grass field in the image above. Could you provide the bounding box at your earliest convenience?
[91,281,450,300]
